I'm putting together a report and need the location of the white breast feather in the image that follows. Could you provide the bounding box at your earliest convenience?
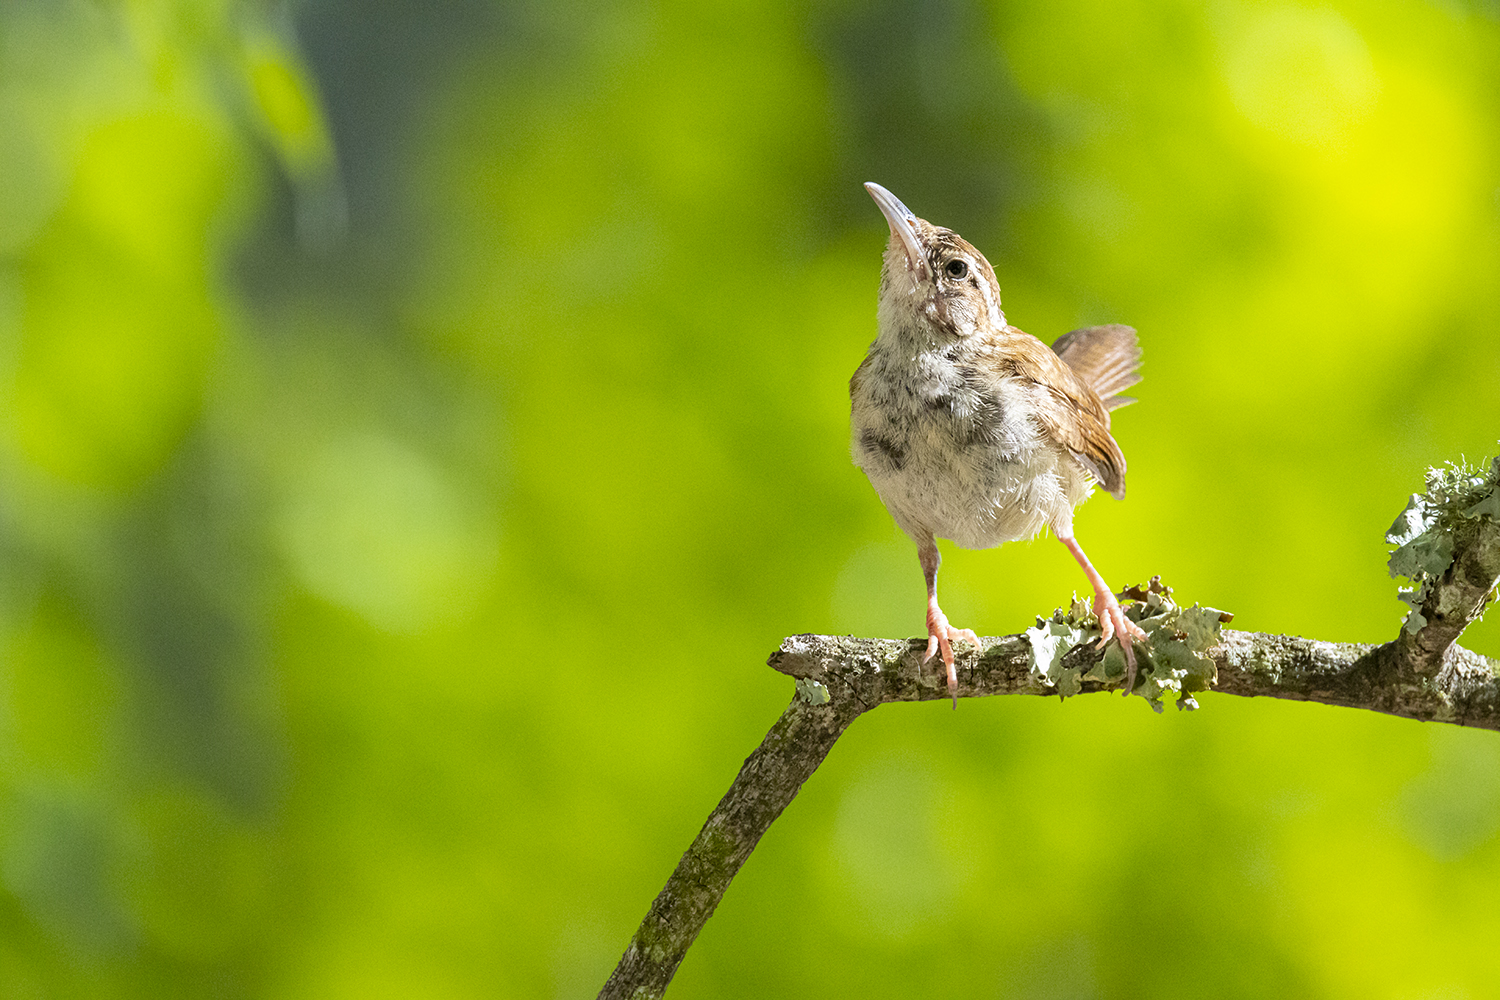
[851,332,1094,549]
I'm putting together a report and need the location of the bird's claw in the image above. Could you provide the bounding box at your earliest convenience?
[1092,591,1147,695]
[923,608,980,708]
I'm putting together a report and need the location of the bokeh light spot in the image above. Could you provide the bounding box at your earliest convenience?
[828,751,958,941]
[1224,7,1381,149]
[275,432,497,634]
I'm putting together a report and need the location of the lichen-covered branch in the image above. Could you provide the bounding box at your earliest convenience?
[1213,631,1499,726]
[598,631,1498,1000]
[597,691,864,1000]
[1387,457,1500,670]
[768,627,1500,729]
[599,455,1500,1000]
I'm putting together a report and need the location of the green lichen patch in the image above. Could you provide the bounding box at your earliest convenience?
[1023,577,1232,712]
[795,677,831,705]
[1387,452,1500,633]
[1023,613,1092,697]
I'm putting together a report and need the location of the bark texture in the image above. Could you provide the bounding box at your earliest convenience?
[770,629,1500,729]
[1401,508,1500,671]
[597,690,864,1000]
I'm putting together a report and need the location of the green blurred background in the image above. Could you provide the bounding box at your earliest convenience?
[1,0,1499,997]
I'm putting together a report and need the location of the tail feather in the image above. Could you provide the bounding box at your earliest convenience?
[1051,324,1142,410]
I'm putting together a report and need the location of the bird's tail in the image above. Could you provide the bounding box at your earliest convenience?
[1050,324,1142,411]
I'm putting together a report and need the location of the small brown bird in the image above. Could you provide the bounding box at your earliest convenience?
[850,182,1146,705]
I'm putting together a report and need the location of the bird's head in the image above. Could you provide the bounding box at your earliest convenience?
[865,182,1005,342]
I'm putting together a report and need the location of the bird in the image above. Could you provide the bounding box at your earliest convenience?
[850,182,1147,707]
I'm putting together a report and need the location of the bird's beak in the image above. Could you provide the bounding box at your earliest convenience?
[864,182,927,279]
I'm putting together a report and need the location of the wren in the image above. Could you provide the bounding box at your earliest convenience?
[851,182,1147,706]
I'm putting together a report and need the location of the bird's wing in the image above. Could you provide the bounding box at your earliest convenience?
[989,328,1129,500]
[1050,324,1142,411]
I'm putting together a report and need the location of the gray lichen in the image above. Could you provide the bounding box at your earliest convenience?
[1387,453,1500,634]
[795,677,830,705]
[1022,577,1232,713]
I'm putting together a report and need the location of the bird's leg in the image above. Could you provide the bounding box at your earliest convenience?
[1058,535,1148,694]
[917,535,980,709]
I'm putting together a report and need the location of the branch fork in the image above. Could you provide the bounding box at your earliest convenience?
[600,456,1500,1000]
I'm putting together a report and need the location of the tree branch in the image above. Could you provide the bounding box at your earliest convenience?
[599,457,1500,999]
[600,625,1500,1000]
[598,690,863,1000]
[768,628,1500,728]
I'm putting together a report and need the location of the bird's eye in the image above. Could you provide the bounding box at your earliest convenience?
[944,259,969,280]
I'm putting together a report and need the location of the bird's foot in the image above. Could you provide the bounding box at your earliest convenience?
[1092,589,1149,695]
[923,604,980,709]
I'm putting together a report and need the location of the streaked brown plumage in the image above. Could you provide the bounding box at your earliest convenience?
[850,183,1146,704]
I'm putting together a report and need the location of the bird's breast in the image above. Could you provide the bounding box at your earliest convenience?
[852,350,1029,465]
[850,347,1074,547]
